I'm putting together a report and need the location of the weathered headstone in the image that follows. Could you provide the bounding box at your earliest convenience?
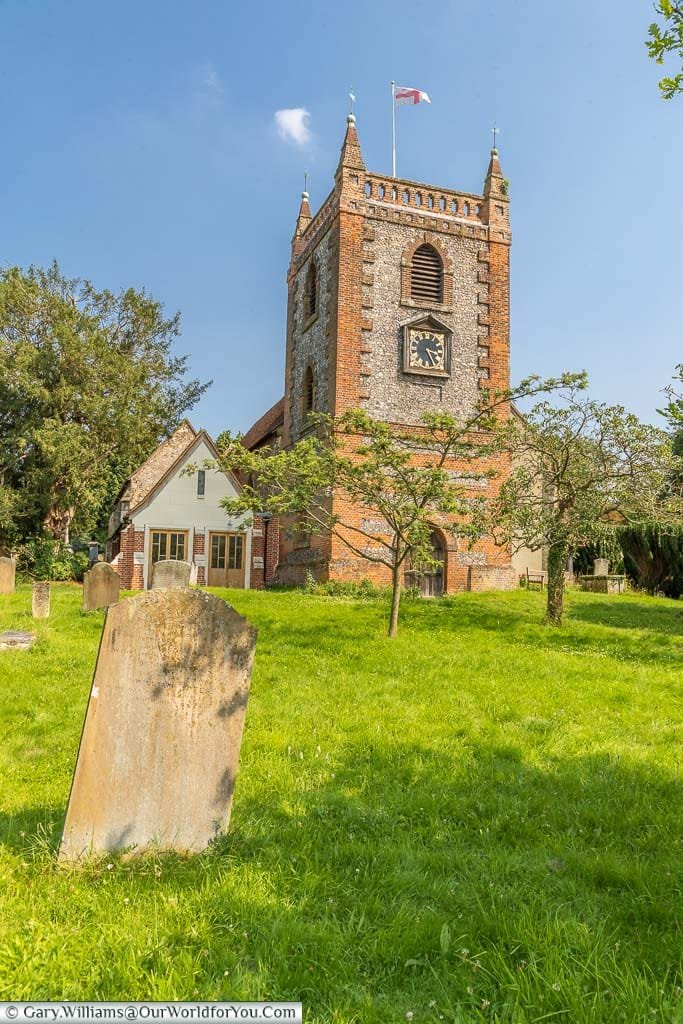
[59,589,256,860]
[0,557,16,595]
[151,559,192,590]
[32,581,50,619]
[593,558,609,576]
[83,562,120,611]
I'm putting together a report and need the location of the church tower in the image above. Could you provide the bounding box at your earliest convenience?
[277,114,514,591]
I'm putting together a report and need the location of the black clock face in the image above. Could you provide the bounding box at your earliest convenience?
[409,330,446,371]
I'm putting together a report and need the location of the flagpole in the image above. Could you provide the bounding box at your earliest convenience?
[391,80,396,178]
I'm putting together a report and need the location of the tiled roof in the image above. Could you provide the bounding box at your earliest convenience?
[242,397,285,451]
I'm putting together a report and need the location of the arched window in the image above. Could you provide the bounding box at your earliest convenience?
[303,261,318,320]
[302,365,315,418]
[410,244,443,303]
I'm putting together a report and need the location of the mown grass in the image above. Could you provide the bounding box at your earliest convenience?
[0,583,681,1023]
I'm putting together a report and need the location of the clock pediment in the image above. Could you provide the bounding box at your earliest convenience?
[401,315,452,379]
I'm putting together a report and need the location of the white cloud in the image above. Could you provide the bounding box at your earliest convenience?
[201,64,224,97]
[274,107,311,146]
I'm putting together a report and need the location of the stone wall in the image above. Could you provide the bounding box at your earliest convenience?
[468,565,518,592]
[289,231,332,440]
[361,221,487,424]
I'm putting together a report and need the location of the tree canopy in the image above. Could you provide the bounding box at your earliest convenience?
[0,262,209,546]
[211,375,573,636]
[647,0,683,98]
[493,381,673,625]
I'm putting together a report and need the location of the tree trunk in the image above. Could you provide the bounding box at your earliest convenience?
[388,560,402,638]
[44,505,74,545]
[545,542,568,626]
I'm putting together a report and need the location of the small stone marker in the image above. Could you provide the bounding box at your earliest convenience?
[0,631,36,650]
[151,559,192,589]
[83,562,120,612]
[0,557,16,595]
[32,581,50,619]
[59,589,256,860]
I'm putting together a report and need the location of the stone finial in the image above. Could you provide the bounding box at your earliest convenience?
[480,147,509,227]
[483,147,507,201]
[294,190,312,238]
[335,112,365,180]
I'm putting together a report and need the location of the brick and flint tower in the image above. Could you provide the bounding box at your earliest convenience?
[274,114,514,591]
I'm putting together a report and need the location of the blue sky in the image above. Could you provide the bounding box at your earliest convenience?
[1,0,681,434]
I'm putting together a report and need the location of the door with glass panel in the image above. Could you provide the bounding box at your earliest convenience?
[149,529,188,584]
[208,532,246,588]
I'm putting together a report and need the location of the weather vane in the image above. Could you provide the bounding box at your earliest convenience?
[303,169,308,194]
[349,89,356,114]
[491,125,499,151]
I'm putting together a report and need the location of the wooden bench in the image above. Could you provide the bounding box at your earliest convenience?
[526,569,547,590]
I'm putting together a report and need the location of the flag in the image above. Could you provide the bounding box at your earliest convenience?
[394,86,431,106]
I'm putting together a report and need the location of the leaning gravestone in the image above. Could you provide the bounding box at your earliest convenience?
[151,559,192,590]
[59,589,256,860]
[32,581,50,619]
[0,557,16,595]
[83,562,120,611]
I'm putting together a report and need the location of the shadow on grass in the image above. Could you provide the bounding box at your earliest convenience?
[0,805,63,856]
[2,740,680,1015]
[569,596,683,635]
[243,592,683,673]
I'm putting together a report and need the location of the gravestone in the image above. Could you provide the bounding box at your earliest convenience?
[0,557,16,595]
[32,581,50,619]
[593,558,609,576]
[151,559,192,590]
[0,631,36,650]
[83,562,120,611]
[59,588,256,860]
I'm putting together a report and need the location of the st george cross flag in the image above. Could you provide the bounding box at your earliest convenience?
[394,85,431,105]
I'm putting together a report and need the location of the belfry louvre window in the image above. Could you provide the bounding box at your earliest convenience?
[411,244,443,303]
[303,366,315,417]
[304,261,318,320]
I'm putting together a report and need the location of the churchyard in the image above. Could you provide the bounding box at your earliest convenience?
[0,582,681,1023]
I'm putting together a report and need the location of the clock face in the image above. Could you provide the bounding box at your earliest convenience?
[408,329,446,372]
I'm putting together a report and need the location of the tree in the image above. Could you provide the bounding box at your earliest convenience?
[661,364,683,454]
[618,522,683,596]
[493,383,673,626]
[0,262,209,546]
[646,0,683,98]
[211,376,574,637]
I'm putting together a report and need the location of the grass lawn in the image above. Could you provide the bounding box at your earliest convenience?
[0,584,682,1023]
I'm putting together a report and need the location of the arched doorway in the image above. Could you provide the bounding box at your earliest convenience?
[405,530,445,597]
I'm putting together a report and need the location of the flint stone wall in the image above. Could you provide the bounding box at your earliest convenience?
[362,221,486,424]
[60,589,257,859]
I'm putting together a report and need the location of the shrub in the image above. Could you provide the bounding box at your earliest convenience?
[15,537,88,581]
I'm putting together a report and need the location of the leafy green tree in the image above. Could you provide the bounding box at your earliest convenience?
[647,0,683,98]
[661,364,683,455]
[493,382,673,626]
[212,376,572,636]
[618,522,683,596]
[0,262,208,545]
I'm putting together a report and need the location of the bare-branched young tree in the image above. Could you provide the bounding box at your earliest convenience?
[211,375,576,636]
